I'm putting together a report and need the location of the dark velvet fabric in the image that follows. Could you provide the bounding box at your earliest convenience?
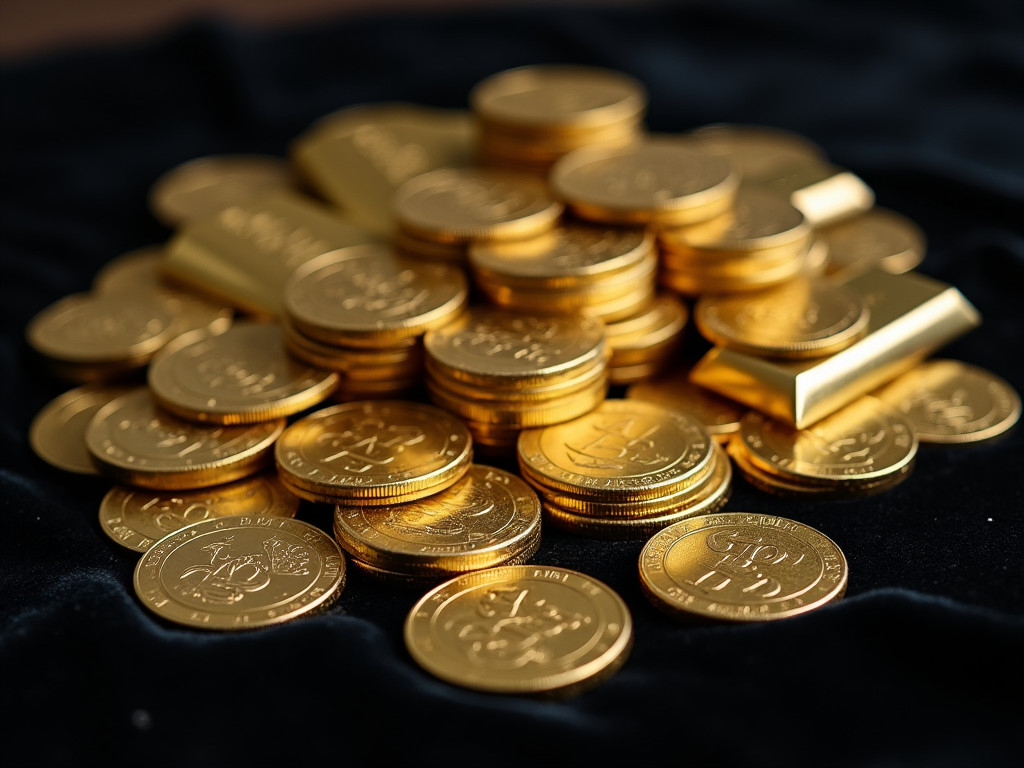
[2,2,1022,765]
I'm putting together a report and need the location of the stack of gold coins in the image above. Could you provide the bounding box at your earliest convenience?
[726,396,918,497]
[393,168,562,263]
[281,244,468,401]
[471,65,646,173]
[332,464,542,583]
[517,400,732,539]
[424,307,609,454]
[603,295,688,385]
[658,189,818,295]
[468,223,657,322]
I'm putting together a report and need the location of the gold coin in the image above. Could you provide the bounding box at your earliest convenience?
[659,246,807,295]
[518,399,714,501]
[471,65,646,133]
[686,124,826,185]
[427,375,607,428]
[86,388,284,489]
[99,473,300,553]
[149,155,295,226]
[738,396,917,485]
[148,322,338,424]
[284,245,468,347]
[626,371,746,440]
[424,307,606,388]
[694,277,869,359]
[29,385,134,474]
[275,401,472,503]
[549,138,738,227]
[605,295,687,363]
[802,237,830,276]
[478,122,638,162]
[607,360,674,386]
[393,168,562,243]
[821,208,925,278]
[639,512,847,622]
[874,360,1021,443]
[134,515,344,629]
[426,354,606,403]
[405,565,632,695]
[394,229,467,263]
[333,465,540,573]
[283,323,423,381]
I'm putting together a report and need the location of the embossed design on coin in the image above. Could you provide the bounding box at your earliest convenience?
[405,565,632,693]
[134,515,344,629]
[30,385,133,474]
[639,512,848,621]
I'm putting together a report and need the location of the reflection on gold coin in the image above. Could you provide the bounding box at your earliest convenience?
[149,155,295,226]
[86,388,284,489]
[626,371,746,439]
[134,515,344,629]
[29,385,134,474]
[686,124,826,184]
[275,400,472,503]
[874,360,1021,443]
[149,322,338,424]
[695,278,868,359]
[405,565,632,694]
[821,208,925,278]
[639,512,847,621]
[99,473,300,552]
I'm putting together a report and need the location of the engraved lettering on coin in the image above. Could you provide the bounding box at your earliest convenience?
[314,418,427,472]
[565,416,670,470]
[455,317,562,366]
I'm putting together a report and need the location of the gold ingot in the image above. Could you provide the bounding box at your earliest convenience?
[393,168,562,244]
[148,155,296,227]
[29,385,133,474]
[426,354,606,403]
[274,401,472,504]
[284,245,468,348]
[639,512,848,621]
[550,138,738,227]
[164,189,377,315]
[99,473,300,553]
[626,370,747,441]
[427,375,608,428]
[333,465,541,574]
[517,399,714,502]
[424,307,606,389]
[405,565,632,695]
[86,388,284,489]
[292,103,476,236]
[821,208,926,279]
[686,124,827,185]
[471,65,646,134]
[690,269,982,428]
[134,515,344,630]
[874,359,1020,444]
[148,322,338,424]
[694,277,869,359]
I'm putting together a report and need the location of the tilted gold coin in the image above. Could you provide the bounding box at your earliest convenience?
[626,371,746,440]
[134,515,344,629]
[100,473,300,553]
[738,396,917,485]
[149,155,295,226]
[394,168,562,243]
[283,245,468,347]
[333,464,541,574]
[821,208,926,278]
[694,277,869,359]
[639,512,847,621]
[518,399,714,501]
[549,138,738,227]
[86,388,284,489]
[686,124,826,185]
[148,322,338,424]
[405,565,632,695]
[605,294,687,365]
[29,385,134,474]
[283,321,423,381]
[275,401,472,503]
[874,360,1021,443]
[426,353,606,403]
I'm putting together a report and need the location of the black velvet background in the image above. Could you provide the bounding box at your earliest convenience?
[2,2,1022,765]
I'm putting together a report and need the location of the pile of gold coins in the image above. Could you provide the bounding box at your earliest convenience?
[24,62,1023,700]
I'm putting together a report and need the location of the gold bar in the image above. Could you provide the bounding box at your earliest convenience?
[690,270,981,428]
[164,189,376,315]
[291,104,476,236]
[754,164,874,227]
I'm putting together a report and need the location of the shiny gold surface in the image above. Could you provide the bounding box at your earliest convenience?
[100,473,300,553]
[605,294,687,363]
[821,208,926,279]
[86,388,284,489]
[29,384,133,474]
[874,359,1021,443]
[405,565,632,694]
[428,374,608,427]
[686,124,827,184]
[774,165,874,228]
[690,269,982,428]
[639,512,847,621]
[626,370,747,439]
[282,320,424,380]
[148,322,338,424]
[134,515,344,630]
